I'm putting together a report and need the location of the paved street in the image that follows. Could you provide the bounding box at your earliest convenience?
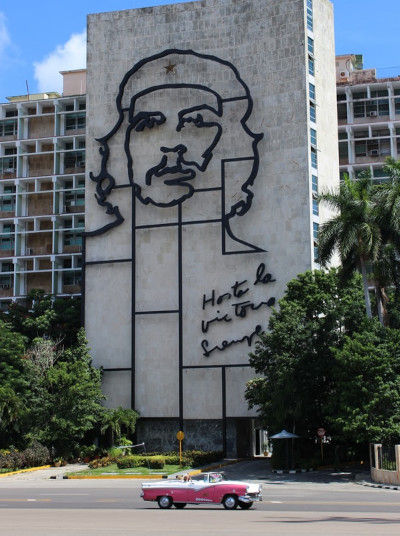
[0,461,399,534]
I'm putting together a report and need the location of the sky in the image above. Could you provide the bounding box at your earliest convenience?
[0,0,399,102]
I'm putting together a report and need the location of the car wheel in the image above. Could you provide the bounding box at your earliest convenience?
[158,495,173,509]
[222,495,238,510]
[238,501,253,510]
[174,503,187,509]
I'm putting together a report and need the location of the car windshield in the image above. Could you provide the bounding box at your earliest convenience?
[192,473,224,483]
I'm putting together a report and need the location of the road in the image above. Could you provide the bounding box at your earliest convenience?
[0,463,399,535]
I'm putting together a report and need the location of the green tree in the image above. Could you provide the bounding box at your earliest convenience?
[100,407,139,446]
[1,290,81,347]
[318,174,381,318]
[245,269,366,439]
[331,322,400,445]
[372,158,400,315]
[0,321,28,447]
[25,329,104,455]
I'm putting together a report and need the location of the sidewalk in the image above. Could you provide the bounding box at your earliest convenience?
[0,464,88,481]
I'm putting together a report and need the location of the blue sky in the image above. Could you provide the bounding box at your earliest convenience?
[0,0,399,102]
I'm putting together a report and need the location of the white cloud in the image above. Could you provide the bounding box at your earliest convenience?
[34,30,86,93]
[0,12,11,58]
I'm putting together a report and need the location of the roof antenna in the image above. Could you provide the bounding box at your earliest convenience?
[26,80,30,100]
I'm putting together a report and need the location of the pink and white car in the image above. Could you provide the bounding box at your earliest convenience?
[141,472,262,510]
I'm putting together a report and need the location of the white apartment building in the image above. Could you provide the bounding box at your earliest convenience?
[337,54,400,182]
[0,70,86,309]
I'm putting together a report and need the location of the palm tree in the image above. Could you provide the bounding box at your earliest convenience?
[373,158,400,299]
[100,406,139,446]
[318,174,381,318]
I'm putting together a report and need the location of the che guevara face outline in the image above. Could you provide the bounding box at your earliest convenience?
[125,86,223,208]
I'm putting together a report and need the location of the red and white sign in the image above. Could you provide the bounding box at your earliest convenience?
[317,428,326,438]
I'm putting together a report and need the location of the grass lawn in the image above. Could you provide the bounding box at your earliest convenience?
[67,463,190,477]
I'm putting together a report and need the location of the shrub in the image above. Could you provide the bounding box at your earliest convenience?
[23,441,50,468]
[88,456,114,469]
[148,456,165,469]
[164,455,181,465]
[116,456,145,469]
[79,445,98,461]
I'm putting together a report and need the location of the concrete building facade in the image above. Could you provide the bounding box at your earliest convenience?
[0,71,86,308]
[337,54,400,183]
[84,0,338,455]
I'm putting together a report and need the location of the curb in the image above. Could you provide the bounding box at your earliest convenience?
[0,465,51,478]
[356,480,400,491]
[272,469,314,474]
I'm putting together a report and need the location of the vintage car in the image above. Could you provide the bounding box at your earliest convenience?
[141,472,262,510]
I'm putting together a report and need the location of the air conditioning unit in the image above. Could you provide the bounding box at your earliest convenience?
[340,71,346,77]
[369,149,379,157]
[369,111,378,117]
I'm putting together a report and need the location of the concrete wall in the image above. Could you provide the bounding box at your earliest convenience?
[85,0,337,449]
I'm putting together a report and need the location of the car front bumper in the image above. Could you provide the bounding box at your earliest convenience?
[238,494,262,503]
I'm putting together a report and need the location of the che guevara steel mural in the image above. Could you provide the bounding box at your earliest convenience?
[86,49,276,426]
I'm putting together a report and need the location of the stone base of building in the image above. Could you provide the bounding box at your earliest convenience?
[136,418,254,458]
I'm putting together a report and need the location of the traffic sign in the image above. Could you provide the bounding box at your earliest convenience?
[317,428,326,438]
[176,431,185,441]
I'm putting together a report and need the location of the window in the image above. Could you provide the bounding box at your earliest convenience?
[312,199,319,216]
[311,148,318,169]
[371,89,388,98]
[310,102,316,123]
[354,130,368,139]
[352,91,367,100]
[76,218,85,228]
[338,132,348,140]
[308,57,315,76]
[64,233,82,247]
[0,156,17,173]
[313,222,319,240]
[78,140,85,149]
[337,103,347,121]
[65,113,85,131]
[310,128,317,146]
[64,104,74,112]
[355,141,367,157]
[309,83,315,101]
[337,94,346,102]
[307,0,313,31]
[312,175,318,193]
[0,274,12,288]
[64,151,85,169]
[1,262,13,272]
[78,102,86,110]
[2,223,14,234]
[63,259,72,269]
[0,119,17,137]
[0,237,14,250]
[64,142,73,150]
[77,178,85,187]
[308,37,314,54]
[314,246,319,263]
[0,186,15,212]
[5,110,17,117]
[65,192,85,208]
[63,271,81,286]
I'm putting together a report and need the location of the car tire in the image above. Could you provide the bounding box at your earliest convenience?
[157,495,173,509]
[174,503,187,509]
[238,501,253,510]
[222,495,238,510]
